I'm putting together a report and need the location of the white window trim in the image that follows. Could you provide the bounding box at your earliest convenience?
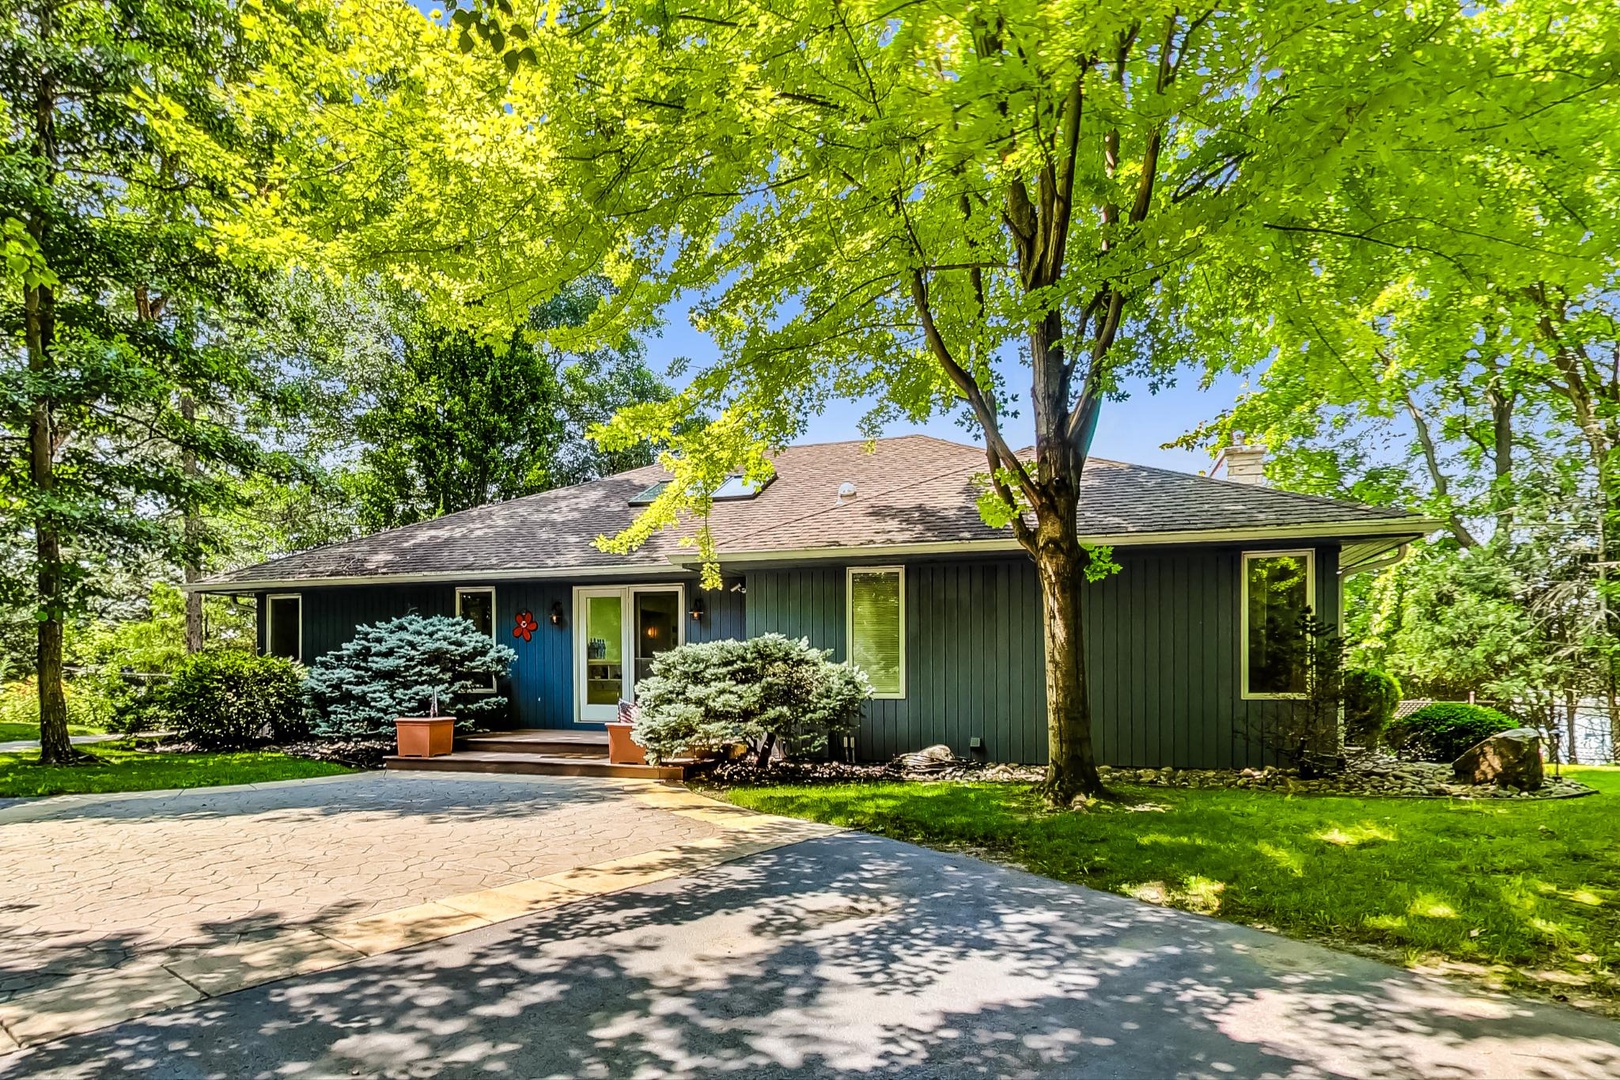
[265,593,303,664]
[456,586,498,693]
[846,565,906,700]
[570,584,687,724]
[1240,549,1316,701]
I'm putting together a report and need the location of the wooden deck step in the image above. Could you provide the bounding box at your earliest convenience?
[456,738,608,758]
[384,751,688,781]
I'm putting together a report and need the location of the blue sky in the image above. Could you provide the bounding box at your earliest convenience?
[652,302,1254,477]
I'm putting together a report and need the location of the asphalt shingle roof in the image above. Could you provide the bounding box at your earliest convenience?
[201,435,1431,588]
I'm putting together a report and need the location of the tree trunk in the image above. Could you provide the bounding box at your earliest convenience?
[1485,367,1514,540]
[1032,495,1104,804]
[27,0,81,765]
[1609,674,1619,766]
[1563,687,1579,766]
[180,393,204,653]
[26,280,73,764]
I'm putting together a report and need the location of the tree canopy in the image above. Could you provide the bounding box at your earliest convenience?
[210,0,1620,793]
[1,0,294,759]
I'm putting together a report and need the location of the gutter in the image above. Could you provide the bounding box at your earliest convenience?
[183,561,692,594]
[692,516,1442,567]
[1339,542,1411,577]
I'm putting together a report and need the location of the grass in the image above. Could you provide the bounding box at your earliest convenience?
[0,720,106,742]
[0,742,352,799]
[720,766,1620,1010]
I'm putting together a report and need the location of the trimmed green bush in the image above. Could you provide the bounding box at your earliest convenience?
[1341,668,1402,748]
[1386,701,1518,762]
[305,614,517,738]
[632,633,871,765]
[165,649,307,750]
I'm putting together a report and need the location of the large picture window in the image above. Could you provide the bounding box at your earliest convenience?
[1242,551,1314,698]
[847,566,905,699]
[266,594,302,663]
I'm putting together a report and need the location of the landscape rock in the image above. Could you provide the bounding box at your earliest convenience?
[898,744,961,773]
[702,745,1593,800]
[1453,728,1545,791]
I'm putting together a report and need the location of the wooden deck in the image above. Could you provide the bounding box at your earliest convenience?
[383,730,693,781]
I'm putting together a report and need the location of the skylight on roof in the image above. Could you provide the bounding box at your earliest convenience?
[628,480,670,506]
[627,475,771,507]
[713,475,767,500]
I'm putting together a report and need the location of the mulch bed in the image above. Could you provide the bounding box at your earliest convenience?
[134,737,395,770]
[278,738,394,769]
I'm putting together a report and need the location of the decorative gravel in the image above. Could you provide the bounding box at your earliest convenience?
[708,750,1597,800]
[1096,751,1596,800]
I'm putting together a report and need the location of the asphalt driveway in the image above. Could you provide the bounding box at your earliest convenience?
[5,830,1618,1079]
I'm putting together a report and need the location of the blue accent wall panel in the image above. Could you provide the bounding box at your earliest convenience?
[263,574,749,731]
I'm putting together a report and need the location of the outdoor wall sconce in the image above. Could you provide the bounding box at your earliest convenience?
[548,601,565,627]
[689,596,706,623]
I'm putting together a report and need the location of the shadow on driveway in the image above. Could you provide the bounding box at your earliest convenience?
[6,833,1618,1078]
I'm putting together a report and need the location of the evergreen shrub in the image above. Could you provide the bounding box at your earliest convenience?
[632,633,870,765]
[1386,701,1518,762]
[1341,668,1402,747]
[305,615,516,738]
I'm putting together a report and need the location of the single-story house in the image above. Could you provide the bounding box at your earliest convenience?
[193,435,1434,768]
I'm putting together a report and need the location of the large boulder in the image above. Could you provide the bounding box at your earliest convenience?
[1452,728,1544,791]
[899,744,959,773]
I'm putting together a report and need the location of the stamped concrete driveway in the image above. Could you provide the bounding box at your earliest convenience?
[4,822,1620,1078]
[0,772,828,1049]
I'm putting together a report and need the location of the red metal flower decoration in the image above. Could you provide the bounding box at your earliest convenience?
[512,610,538,642]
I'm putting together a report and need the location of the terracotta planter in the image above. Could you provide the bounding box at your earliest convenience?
[605,721,647,765]
[396,716,456,758]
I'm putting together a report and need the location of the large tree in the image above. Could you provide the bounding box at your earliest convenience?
[0,0,284,761]
[342,283,673,530]
[233,0,1608,800]
[1177,3,1619,755]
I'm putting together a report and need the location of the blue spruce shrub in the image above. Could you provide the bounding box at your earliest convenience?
[632,633,871,765]
[306,614,517,738]
[164,649,307,750]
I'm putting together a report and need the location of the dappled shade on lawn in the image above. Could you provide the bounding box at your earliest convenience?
[724,768,1620,1010]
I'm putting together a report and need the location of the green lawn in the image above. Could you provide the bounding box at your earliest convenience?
[0,743,352,798]
[0,720,105,742]
[720,766,1620,1009]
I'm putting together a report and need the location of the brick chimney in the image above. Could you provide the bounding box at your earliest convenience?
[1213,441,1266,486]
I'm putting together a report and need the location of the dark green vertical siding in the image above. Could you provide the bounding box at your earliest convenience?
[261,541,1341,762]
[745,542,1341,768]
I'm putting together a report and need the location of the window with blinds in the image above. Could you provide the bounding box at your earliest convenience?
[847,567,905,698]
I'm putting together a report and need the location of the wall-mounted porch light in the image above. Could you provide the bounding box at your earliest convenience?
[689,595,706,623]
[548,601,565,627]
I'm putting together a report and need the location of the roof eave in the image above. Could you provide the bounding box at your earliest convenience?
[183,561,690,594]
[189,516,1441,593]
[689,515,1443,566]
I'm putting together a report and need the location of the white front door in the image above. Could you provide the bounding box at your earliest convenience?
[574,585,685,723]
